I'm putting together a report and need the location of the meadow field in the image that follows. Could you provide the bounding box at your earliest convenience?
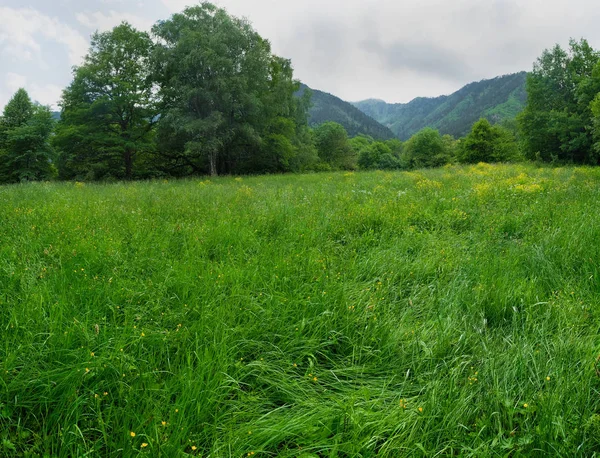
[2,163,600,457]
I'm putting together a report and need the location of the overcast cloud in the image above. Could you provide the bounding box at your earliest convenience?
[1,0,600,110]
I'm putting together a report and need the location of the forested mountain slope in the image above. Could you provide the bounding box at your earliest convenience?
[298,84,396,140]
[353,72,527,140]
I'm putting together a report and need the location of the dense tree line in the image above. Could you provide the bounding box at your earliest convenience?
[0,3,321,183]
[1,14,600,183]
[308,119,520,172]
[519,39,600,164]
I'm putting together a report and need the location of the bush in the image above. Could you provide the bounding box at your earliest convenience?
[403,128,451,169]
[314,122,356,169]
[458,118,520,163]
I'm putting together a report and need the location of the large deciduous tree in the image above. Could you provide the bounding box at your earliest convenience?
[54,23,157,180]
[152,2,312,176]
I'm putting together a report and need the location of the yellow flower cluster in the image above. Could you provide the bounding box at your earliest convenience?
[415,179,443,191]
[514,183,543,193]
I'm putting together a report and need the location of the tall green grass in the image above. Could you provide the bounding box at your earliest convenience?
[1,164,600,457]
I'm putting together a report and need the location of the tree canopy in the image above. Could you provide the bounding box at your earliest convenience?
[54,23,158,180]
[0,89,55,183]
[313,122,356,170]
[519,39,600,164]
[457,118,519,163]
[402,128,452,169]
[152,3,313,176]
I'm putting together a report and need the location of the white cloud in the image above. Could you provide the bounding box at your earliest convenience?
[76,10,155,32]
[30,83,63,109]
[0,7,88,66]
[190,0,600,103]
[3,0,600,109]
[1,73,62,110]
[160,0,190,11]
[5,73,28,92]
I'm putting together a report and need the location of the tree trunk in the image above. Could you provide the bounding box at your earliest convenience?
[209,151,218,177]
[124,148,134,180]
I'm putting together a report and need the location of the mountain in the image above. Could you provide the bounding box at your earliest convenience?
[298,84,396,140]
[352,72,527,140]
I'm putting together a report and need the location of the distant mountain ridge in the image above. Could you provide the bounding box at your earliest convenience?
[352,72,527,140]
[297,84,396,140]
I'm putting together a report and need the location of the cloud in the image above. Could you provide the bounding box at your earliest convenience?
[198,0,600,102]
[361,39,471,82]
[5,73,28,92]
[1,73,62,109]
[160,0,190,12]
[76,10,155,32]
[4,0,600,109]
[0,7,88,66]
[29,82,63,109]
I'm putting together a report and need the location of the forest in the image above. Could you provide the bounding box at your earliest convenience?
[1,3,600,182]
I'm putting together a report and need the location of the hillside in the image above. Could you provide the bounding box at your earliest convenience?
[353,72,527,140]
[298,84,396,140]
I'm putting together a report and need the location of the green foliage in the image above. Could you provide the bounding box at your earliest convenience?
[3,165,600,455]
[153,3,312,176]
[385,138,403,155]
[1,89,33,130]
[349,135,404,171]
[354,72,528,140]
[519,39,600,163]
[403,127,451,168]
[458,118,520,163]
[0,89,54,183]
[54,23,158,180]
[357,141,402,170]
[589,66,600,160]
[314,121,356,169]
[298,84,396,140]
[442,134,458,161]
[376,152,402,170]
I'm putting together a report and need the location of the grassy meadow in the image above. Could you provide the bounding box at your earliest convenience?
[2,163,600,457]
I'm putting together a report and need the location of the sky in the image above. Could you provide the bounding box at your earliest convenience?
[1,0,600,110]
